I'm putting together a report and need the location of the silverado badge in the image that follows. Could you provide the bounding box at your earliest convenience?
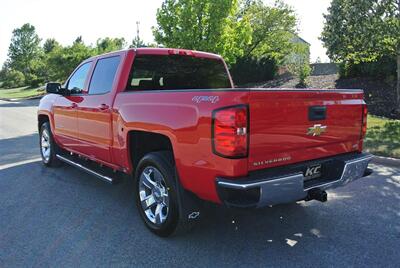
[307,124,327,136]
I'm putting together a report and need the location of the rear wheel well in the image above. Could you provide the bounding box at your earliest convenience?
[38,114,49,131]
[128,131,174,173]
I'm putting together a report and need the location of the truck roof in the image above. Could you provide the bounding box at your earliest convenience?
[87,47,222,61]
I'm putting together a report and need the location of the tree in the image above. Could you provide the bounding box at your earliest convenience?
[153,0,252,64]
[2,69,26,88]
[96,37,126,54]
[43,38,60,54]
[46,39,95,82]
[131,21,146,48]
[0,62,9,82]
[286,43,312,87]
[242,0,297,64]
[74,36,84,45]
[229,0,302,84]
[321,0,400,110]
[7,23,42,77]
[3,24,133,86]
[130,36,146,48]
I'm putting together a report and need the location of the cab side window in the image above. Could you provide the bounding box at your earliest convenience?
[89,56,121,95]
[67,62,92,93]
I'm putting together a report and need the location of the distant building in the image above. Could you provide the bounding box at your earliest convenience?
[278,35,311,75]
[289,35,310,60]
[291,35,311,47]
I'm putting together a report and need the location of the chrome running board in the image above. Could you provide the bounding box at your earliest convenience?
[56,154,115,184]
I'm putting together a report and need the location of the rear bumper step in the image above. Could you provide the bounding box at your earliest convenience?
[56,154,118,184]
[217,153,373,208]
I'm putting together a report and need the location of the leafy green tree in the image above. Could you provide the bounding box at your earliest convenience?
[7,23,42,81]
[230,0,301,84]
[153,0,252,64]
[96,37,126,54]
[31,38,62,86]
[3,23,133,86]
[130,36,146,48]
[74,36,84,45]
[242,0,297,64]
[2,69,26,88]
[25,57,47,87]
[46,38,95,82]
[43,38,61,54]
[0,62,9,82]
[321,0,400,110]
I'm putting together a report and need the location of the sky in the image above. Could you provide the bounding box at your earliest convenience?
[0,0,332,65]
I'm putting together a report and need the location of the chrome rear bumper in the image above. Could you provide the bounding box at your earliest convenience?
[217,153,373,208]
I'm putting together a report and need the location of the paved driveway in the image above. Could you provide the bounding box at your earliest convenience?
[0,99,399,267]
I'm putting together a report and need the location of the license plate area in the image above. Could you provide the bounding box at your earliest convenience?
[303,164,322,181]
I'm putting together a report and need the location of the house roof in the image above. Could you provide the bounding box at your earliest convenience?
[292,35,311,46]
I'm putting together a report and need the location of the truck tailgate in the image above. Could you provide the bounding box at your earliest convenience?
[248,89,364,171]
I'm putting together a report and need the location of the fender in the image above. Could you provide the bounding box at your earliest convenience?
[112,90,249,202]
[37,94,60,146]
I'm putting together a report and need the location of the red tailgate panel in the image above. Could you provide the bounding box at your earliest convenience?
[248,89,364,171]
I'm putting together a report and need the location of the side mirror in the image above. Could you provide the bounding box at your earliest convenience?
[46,82,64,94]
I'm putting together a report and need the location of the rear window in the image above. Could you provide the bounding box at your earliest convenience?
[89,56,120,94]
[126,55,231,90]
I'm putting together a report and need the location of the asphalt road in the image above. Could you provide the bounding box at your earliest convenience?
[0,99,399,267]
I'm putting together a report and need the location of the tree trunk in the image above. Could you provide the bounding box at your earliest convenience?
[397,1,400,112]
[397,52,400,111]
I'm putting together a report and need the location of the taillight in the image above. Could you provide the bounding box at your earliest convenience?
[361,104,368,138]
[168,49,194,56]
[212,105,248,158]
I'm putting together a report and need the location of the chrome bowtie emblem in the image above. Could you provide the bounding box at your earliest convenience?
[307,124,327,136]
[188,211,200,220]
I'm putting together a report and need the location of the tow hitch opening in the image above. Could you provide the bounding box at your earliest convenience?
[306,189,328,203]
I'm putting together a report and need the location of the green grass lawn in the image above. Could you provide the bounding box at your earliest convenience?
[0,86,44,99]
[364,115,400,158]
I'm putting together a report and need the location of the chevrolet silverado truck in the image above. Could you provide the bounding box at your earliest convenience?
[38,48,373,236]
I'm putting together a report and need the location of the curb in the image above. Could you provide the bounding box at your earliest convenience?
[371,155,400,167]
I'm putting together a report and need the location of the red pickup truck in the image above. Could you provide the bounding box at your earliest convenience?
[38,48,373,236]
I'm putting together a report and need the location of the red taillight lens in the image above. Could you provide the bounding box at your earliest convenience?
[212,105,248,158]
[168,49,194,56]
[361,104,368,138]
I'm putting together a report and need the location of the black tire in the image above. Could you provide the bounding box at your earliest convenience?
[39,122,61,167]
[135,151,194,237]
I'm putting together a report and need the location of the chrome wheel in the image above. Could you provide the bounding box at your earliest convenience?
[139,166,169,225]
[41,129,51,162]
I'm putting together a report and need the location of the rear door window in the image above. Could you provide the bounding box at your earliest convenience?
[89,56,121,94]
[126,55,231,90]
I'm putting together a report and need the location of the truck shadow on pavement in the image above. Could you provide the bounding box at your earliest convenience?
[0,160,399,266]
[0,133,39,166]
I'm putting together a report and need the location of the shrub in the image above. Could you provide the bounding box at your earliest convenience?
[2,70,26,88]
[284,41,312,88]
[339,56,396,79]
[230,56,277,86]
[297,62,312,88]
[286,54,312,88]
